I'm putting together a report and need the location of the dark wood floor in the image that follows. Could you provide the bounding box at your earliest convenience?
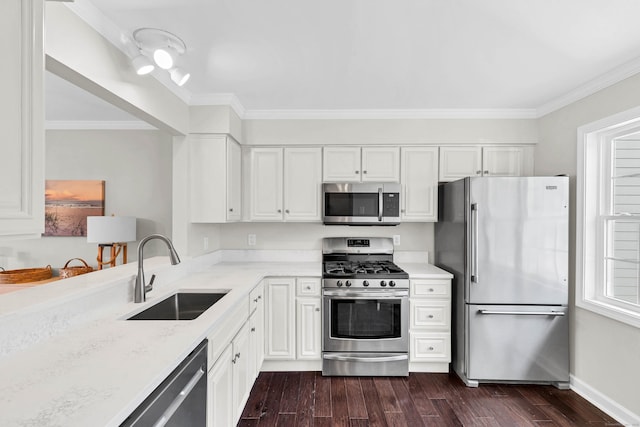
[238,371,621,426]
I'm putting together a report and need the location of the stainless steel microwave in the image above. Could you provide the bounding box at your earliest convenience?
[322,183,401,225]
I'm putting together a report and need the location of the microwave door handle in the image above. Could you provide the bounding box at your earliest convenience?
[378,187,383,222]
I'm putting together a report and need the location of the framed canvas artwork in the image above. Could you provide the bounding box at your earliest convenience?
[43,180,105,236]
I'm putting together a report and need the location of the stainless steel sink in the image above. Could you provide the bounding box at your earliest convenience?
[127,291,228,320]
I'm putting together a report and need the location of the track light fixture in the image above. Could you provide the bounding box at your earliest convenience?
[132,28,190,86]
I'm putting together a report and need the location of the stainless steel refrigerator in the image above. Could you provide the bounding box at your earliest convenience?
[435,176,569,388]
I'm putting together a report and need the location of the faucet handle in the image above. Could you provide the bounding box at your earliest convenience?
[146,274,156,292]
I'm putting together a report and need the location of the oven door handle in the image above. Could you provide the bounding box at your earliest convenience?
[323,290,409,298]
[323,353,408,363]
[378,187,383,222]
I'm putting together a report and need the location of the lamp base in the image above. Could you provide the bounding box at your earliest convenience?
[97,243,128,270]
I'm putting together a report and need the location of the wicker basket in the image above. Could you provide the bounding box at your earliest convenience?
[59,258,94,279]
[0,265,53,284]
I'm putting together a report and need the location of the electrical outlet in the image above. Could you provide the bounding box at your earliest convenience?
[248,234,256,246]
[393,235,401,246]
[203,237,209,250]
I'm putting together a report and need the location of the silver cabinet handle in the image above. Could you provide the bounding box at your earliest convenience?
[479,310,565,316]
[285,209,290,214]
[152,366,204,427]
[363,170,367,174]
[355,170,360,174]
[277,209,282,213]
[315,307,320,312]
[229,208,233,212]
[476,170,482,175]
[484,170,489,174]
[471,203,478,283]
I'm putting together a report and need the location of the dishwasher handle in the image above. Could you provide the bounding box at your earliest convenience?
[152,365,205,427]
[479,309,565,316]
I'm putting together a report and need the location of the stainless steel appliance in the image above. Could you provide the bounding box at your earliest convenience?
[322,183,401,225]
[322,237,409,376]
[121,340,208,426]
[434,176,570,388]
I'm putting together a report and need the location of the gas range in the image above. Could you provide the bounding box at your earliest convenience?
[321,237,409,289]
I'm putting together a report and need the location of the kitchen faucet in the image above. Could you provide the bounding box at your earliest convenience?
[134,234,181,303]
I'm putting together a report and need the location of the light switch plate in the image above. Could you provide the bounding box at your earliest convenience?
[248,234,256,246]
[393,235,401,246]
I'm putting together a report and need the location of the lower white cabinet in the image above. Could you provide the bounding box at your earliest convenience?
[208,321,251,427]
[264,277,322,363]
[207,345,233,427]
[409,278,452,372]
[248,282,265,381]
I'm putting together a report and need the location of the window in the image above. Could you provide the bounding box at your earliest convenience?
[577,107,640,328]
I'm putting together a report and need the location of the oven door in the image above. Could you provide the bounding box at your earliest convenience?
[323,289,408,353]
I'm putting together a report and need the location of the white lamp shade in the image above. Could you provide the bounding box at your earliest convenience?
[153,48,174,69]
[87,216,137,243]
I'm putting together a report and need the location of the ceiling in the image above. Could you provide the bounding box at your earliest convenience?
[46,0,640,123]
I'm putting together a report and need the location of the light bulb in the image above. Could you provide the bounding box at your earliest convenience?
[131,55,154,75]
[170,68,191,86]
[153,48,174,70]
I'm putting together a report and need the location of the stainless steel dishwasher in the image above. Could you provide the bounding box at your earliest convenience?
[121,340,207,427]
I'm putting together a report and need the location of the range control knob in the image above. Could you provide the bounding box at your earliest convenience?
[380,280,387,287]
[345,280,352,287]
[337,280,343,287]
[389,280,396,287]
[363,280,370,287]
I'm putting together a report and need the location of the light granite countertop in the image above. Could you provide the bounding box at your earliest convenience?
[0,255,451,427]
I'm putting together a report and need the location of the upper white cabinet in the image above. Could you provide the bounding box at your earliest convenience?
[401,147,438,222]
[0,0,44,239]
[439,146,534,182]
[189,135,242,222]
[323,146,400,182]
[249,147,321,222]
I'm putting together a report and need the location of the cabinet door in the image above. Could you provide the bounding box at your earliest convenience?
[232,322,252,422]
[264,277,296,359]
[401,147,438,221]
[207,344,233,427]
[284,147,322,221]
[249,148,283,221]
[323,146,361,182]
[189,135,227,223]
[439,146,482,182]
[361,146,400,182]
[249,285,265,381]
[227,138,242,221]
[0,0,44,239]
[482,146,525,177]
[296,297,322,360]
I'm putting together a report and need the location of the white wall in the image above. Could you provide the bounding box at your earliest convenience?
[2,129,173,272]
[537,72,640,419]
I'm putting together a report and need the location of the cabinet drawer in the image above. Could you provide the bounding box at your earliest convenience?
[249,282,264,313]
[411,279,451,298]
[410,332,451,362]
[410,300,451,330]
[296,277,321,296]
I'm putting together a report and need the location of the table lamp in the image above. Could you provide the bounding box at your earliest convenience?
[87,216,137,270]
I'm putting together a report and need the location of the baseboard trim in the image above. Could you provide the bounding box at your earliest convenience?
[570,375,640,426]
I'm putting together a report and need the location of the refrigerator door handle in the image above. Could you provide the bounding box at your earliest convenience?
[479,309,566,316]
[471,203,478,283]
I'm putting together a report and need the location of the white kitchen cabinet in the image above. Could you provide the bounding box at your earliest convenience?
[232,322,251,423]
[249,147,283,221]
[189,135,242,222]
[439,146,534,182]
[296,277,322,360]
[264,277,296,359]
[323,146,400,182]
[284,147,322,221]
[207,345,233,427]
[409,278,452,372]
[249,147,321,221]
[401,147,438,221]
[248,282,264,381]
[0,0,44,239]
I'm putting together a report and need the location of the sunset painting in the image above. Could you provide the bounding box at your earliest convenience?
[44,180,105,236]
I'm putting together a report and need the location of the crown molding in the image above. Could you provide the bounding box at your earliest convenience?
[536,56,640,118]
[45,120,157,130]
[242,108,538,120]
[189,93,247,119]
